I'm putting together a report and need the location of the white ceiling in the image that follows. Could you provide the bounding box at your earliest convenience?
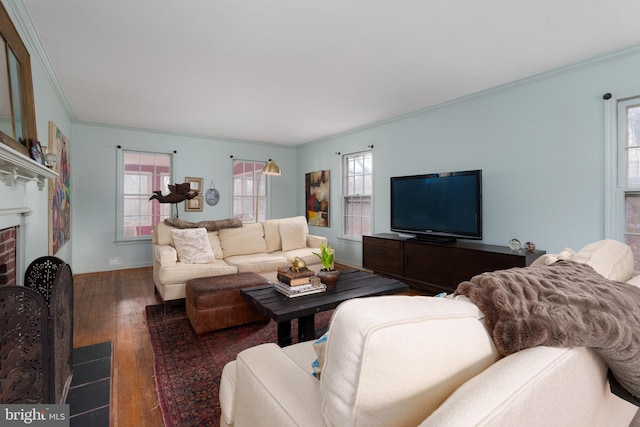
[21,0,640,146]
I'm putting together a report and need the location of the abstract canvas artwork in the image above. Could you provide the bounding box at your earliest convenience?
[305,170,330,227]
[48,121,71,255]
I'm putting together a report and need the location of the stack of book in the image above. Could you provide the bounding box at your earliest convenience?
[273,267,326,298]
[276,266,315,285]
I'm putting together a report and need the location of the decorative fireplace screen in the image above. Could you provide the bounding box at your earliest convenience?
[0,256,73,404]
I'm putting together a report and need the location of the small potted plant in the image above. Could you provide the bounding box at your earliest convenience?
[313,242,340,287]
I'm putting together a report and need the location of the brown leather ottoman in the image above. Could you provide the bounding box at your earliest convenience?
[185,272,270,335]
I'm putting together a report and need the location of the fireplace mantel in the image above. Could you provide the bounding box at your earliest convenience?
[0,143,57,190]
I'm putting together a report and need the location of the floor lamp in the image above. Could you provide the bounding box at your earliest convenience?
[255,159,282,222]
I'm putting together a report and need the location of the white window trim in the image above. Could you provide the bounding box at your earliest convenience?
[116,148,174,243]
[231,159,270,223]
[604,87,640,242]
[341,150,373,241]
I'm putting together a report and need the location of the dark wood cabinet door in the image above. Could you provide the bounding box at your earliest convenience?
[451,247,528,285]
[362,236,402,276]
[403,242,452,286]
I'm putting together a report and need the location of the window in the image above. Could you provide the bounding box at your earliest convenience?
[342,151,373,238]
[619,98,640,273]
[606,94,640,274]
[117,150,172,239]
[232,159,267,223]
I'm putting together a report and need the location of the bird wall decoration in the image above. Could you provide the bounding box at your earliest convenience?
[149,182,198,204]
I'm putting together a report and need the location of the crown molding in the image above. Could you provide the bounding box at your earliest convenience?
[3,0,76,121]
[303,44,640,148]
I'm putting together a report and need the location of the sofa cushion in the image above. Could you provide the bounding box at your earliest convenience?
[320,295,501,427]
[264,216,309,253]
[277,248,321,268]
[628,275,640,288]
[171,228,215,264]
[224,253,287,273]
[207,232,224,259]
[280,221,308,251]
[571,239,634,282]
[219,222,267,257]
[156,260,237,285]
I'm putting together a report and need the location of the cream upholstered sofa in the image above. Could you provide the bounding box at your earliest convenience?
[220,240,639,427]
[152,216,327,305]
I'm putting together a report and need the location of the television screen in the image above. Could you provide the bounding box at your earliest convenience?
[390,170,482,241]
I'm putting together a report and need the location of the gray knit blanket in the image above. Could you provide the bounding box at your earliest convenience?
[454,261,640,399]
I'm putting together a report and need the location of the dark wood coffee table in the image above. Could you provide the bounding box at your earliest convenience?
[241,270,409,346]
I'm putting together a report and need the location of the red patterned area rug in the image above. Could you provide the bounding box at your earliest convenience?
[145,304,332,427]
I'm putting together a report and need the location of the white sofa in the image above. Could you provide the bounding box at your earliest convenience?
[152,216,327,305]
[220,240,639,426]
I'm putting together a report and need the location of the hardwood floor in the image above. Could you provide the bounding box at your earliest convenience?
[72,264,420,427]
[73,267,164,427]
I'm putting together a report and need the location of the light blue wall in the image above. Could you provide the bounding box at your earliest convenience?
[297,47,640,268]
[0,0,72,280]
[70,123,298,273]
[30,51,73,264]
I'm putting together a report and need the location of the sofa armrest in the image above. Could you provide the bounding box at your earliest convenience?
[153,244,177,266]
[306,234,327,248]
[420,346,637,427]
[231,343,326,427]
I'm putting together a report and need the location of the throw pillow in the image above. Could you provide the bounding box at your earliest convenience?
[280,221,307,252]
[164,217,199,229]
[165,217,243,232]
[572,239,634,282]
[196,218,243,231]
[263,219,283,253]
[171,228,215,264]
[311,332,328,379]
[219,223,267,257]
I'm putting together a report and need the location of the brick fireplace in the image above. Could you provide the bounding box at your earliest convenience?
[0,208,32,286]
[0,226,17,286]
[1,141,57,285]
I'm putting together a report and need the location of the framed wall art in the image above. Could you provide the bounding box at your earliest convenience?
[185,176,203,194]
[305,170,330,227]
[185,196,203,212]
[48,121,71,255]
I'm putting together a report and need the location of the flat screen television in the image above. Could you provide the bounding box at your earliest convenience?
[390,169,482,242]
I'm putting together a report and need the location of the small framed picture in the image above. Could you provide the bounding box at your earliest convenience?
[185,176,203,193]
[185,196,203,212]
[29,139,45,165]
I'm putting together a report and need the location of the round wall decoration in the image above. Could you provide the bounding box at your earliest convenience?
[205,182,219,206]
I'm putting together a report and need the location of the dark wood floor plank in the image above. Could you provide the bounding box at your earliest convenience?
[73,267,164,427]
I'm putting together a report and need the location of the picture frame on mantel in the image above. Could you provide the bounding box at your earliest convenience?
[29,139,45,165]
